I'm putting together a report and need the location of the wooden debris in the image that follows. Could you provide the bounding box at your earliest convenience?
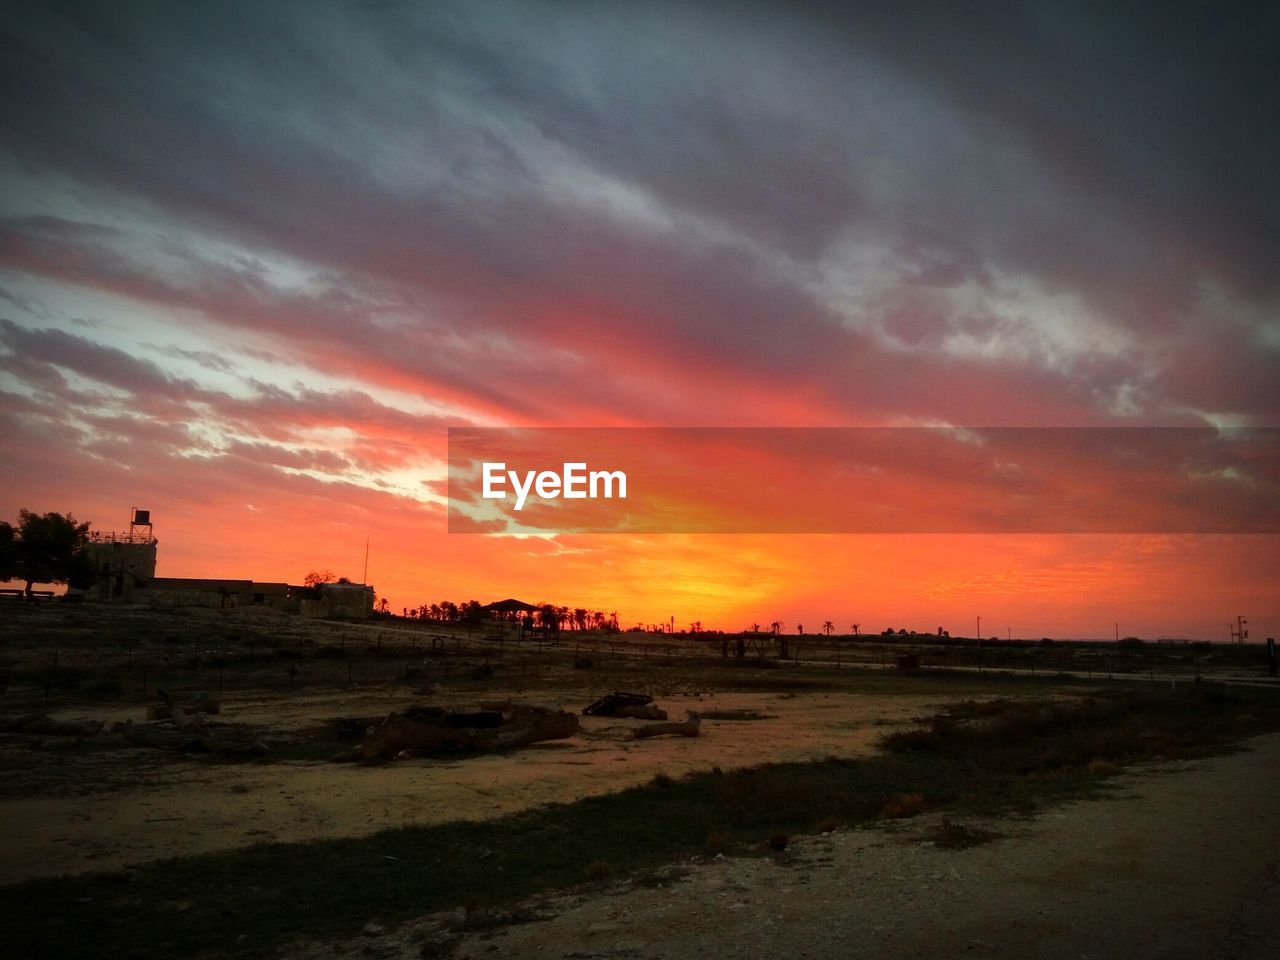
[583,692,667,720]
[146,690,221,722]
[120,691,264,758]
[614,704,668,720]
[631,713,701,739]
[345,703,580,763]
[0,713,103,736]
[118,720,267,756]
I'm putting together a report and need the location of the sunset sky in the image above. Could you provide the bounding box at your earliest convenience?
[1,1,1276,639]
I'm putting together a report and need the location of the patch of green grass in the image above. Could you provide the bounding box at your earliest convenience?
[3,684,1277,960]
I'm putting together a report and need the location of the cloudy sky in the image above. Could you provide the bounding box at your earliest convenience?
[1,1,1276,637]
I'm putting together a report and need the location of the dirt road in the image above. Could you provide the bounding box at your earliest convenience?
[335,732,1280,960]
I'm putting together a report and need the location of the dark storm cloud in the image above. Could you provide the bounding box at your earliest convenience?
[1,0,1276,429]
[0,316,193,397]
[803,0,1280,312]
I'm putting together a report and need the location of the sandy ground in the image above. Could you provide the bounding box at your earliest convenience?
[0,690,936,884]
[295,731,1280,960]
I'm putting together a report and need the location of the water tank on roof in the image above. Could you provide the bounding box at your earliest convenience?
[132,509,151,525]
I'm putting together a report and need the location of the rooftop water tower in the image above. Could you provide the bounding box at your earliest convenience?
[130,508,153,542]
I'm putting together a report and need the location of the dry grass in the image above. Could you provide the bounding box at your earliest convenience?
[880,687,1277,775]
[921,818,1004,849]
[879,792,929,819]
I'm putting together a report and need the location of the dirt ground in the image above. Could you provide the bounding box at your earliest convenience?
[5,604,1116,890]
[0,687,933,883]
[4,602,1277,960]
[294,732,1280,960]
[0,602,1072,886]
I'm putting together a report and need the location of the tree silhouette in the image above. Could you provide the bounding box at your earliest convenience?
[5,510,92,597]
[536,603,557,632]
[851,623,860,638]
[822,620,834,636]
[0,522,14,585]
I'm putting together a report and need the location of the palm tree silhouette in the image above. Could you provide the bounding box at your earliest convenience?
[851,623,860,638]
[822,621,834,636]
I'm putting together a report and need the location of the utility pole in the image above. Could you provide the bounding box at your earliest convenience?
[976,615,982,674]
[1230,616,1248,644]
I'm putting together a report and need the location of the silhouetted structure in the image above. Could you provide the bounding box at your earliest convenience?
[79,510,372,617]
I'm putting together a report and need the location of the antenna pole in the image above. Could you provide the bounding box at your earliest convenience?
[362,536,369,584]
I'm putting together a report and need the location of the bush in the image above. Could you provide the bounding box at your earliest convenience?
[878,689,1275,776]
[584,860,614,882]
[879,793,929,819]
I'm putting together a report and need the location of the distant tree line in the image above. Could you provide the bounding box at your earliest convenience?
[388,600,620,634]
[405,599,486,625]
